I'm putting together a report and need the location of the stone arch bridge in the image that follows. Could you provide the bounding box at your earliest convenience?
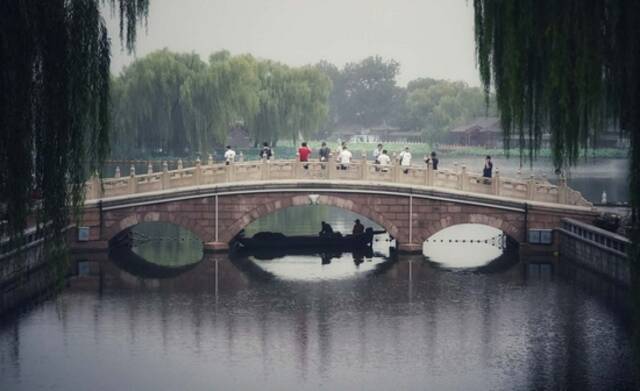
[75,158,597,253]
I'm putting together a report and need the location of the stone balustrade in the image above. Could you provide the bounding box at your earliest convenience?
[85,158,592,207]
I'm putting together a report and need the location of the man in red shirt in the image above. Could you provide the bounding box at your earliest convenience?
[298,142,312,169]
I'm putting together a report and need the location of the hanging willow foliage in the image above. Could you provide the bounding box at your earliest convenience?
[0,0,148,256]
[473,0,640,235]
[474,0,640,360]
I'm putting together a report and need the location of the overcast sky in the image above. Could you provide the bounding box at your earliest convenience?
[107,0,480,86]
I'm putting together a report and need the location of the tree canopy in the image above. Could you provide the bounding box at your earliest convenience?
[111,50,331,155]
[0,1,148,257]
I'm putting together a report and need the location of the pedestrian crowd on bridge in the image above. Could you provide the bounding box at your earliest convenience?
[222,141,494,179]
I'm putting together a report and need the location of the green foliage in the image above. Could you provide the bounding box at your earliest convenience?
[315,60,496,140]
[405,79,493,143]
[112,50,331,154]
[0,1,147,249]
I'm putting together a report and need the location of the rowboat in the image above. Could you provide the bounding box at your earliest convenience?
[233,229,385,251]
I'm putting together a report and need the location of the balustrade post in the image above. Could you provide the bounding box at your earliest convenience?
[558,174,568,204]
[460,165,468,191]
[114,166,121,178]
[493,168,501,195]
[527,175,536,200]
[177,159,183,171]
[161,161,169,189]
[147,162,153,175]
[195,157,202,185]
[89,175,101,199]
[425,161,433,186]
[238,152,244,162]
[294,152,301,178]
[225,161,235,182]
[328,152,335,180]
[393,161,401,182]
[128,165,137,194]
[360,152,367,180]
[208,154,214,166]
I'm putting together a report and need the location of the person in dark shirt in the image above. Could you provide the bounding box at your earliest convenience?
[352,219,365,235]
[319,142,331,162]
[425,151,439,170]
[319,221,334,237]
[260,142,272,160]
[483,155,493,178]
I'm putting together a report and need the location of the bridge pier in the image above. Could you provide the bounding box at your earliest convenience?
[397,243,423,254]
[204,242,229,252]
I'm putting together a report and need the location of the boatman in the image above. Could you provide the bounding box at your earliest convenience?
[352,219,364,235]
[320,221,334,237]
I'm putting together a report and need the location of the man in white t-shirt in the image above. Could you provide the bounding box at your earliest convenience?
[224,145,236,165]
[338,146,352,170]
[377,149,391,172]
[373,143,383,163]
[398,146,411,173]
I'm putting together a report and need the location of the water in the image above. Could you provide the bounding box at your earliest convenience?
[0,209,637,390]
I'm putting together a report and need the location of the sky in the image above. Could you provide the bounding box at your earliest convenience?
[106,0,480,86]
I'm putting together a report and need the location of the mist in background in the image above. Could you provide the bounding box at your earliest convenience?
[106,0,479,86]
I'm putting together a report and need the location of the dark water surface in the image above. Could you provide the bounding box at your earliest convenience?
[0,209,637,390]
[0,254,635,390]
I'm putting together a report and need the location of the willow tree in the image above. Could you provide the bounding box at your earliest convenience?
[111,50,206,155]
[251,61,331,145]
[0,1,148,264]
[474,0,639,227]
[181,52,260,152]
[473,0,640,353]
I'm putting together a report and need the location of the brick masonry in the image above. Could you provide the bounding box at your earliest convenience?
[77,190,597,252]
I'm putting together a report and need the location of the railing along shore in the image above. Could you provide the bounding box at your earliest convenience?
[86,155,592,208]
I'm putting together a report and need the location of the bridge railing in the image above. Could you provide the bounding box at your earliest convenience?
[85,156,592,207]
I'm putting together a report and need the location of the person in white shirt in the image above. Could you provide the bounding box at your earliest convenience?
[338,146,352,170]
[377,149,391,172]
[224,145,236,165]
[373,143,383,163]
[398,146,411,173]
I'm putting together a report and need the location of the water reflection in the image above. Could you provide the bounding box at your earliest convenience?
[108,222,204,279]
[0,251,636,390]
[424,224,511,269]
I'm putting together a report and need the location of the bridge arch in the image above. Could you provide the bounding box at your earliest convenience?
[105,210,209,243]
[221,194,401,243]
[418,212,524,244]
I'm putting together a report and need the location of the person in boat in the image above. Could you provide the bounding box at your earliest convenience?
[352,219,365,235]
[319,221,334,237]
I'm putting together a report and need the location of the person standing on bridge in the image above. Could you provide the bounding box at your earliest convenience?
[373,143,383,163]
[377,149,391,172]
[425,151,439,170]
[260,142,272,160]
[224,145,236,165]
[483,155,493,178]
[338,145,352,170]
[298,142,312,169]
[398,146,412,174]
[319,142,331,162]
